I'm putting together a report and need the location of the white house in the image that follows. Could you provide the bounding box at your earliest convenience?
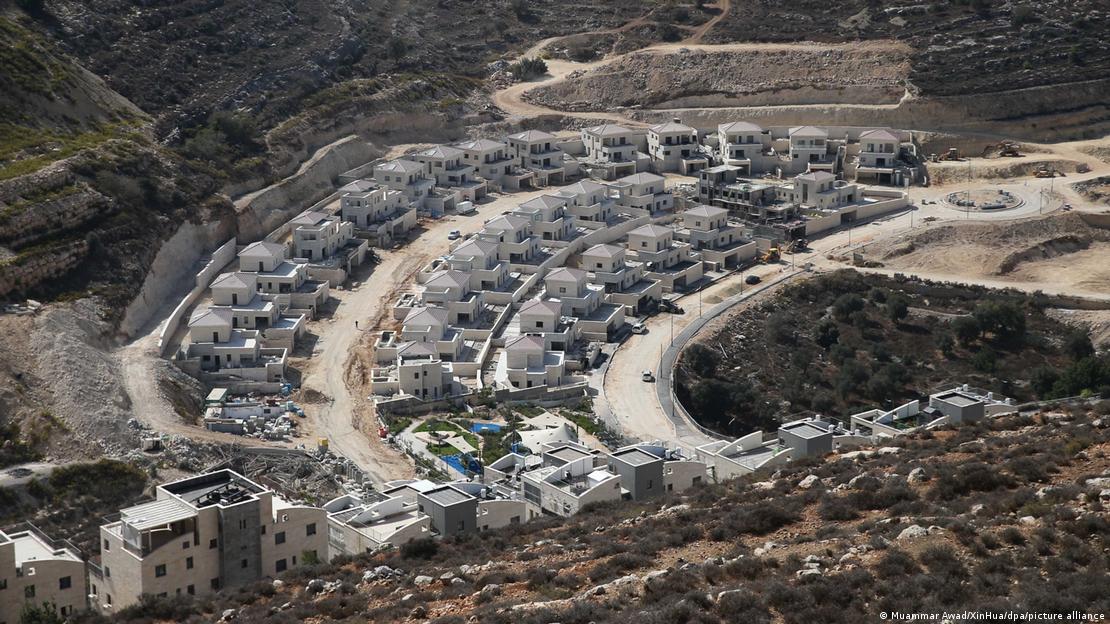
[648,120,705,174]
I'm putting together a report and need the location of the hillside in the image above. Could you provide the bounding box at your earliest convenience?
[70,406,1110,623]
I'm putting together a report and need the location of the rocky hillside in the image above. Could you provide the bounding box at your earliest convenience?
[74,406,1110,623]
[704,0,1110,98]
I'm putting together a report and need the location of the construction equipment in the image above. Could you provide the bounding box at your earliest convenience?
[759,247,781,264]
[937,147,961,162]
[782,238,808,253]
[982,141,1022,158]
[1077,163,1091,174]
[1034,164,1056,178]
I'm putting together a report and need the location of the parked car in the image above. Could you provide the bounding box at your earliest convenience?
[448,230,461,240]
[631,322,648,334]
[641,370,655,382]
[456,201,476,215]
[745,274,761,285]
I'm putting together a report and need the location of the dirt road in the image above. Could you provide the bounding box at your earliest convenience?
[297,188,561,484]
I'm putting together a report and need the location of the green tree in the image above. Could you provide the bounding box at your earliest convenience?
[1030,366,1060,398]
[20,602,64,624]
[972,301,1026,342]
[952,316,981,345]
[832,293,865,321]
[814,319,839,350]
[1063,331,1094,361]
[682,343,720,378]
[936,333,956,358]
[887,295,909,323]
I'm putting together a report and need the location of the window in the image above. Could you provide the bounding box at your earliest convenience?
[211,579,220,591]
[292,555,297,565]
[104,566,110,578]
[239,519,248,530]
[276,559,287,573]
[275,531,286,545]
[186,557,194,570]
[457,520,465,532]
[155,565,167,578]
[24,585,35,599]
[0,578,6,590]
[210,538,218,549]
[306,523,317,537]
[183,540,190,549]
[260,525,266,535]
[59,576,71,590]
[241,559,248,569]
[104,539,110,551]
[187,585,195,596]
[106,594,112,606]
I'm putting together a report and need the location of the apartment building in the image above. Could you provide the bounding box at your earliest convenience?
[91,470,326,614]
[626,224,703,291]
[237,241,329,311]
[580,124,646,180]
[184,307,288,382]
[0,525,87,624]
[609,172,672,214]
[648,120,706,174]
[513,194,575,242]
[506,130,566,186]
[208,271,304,350]
[581,243,662,315]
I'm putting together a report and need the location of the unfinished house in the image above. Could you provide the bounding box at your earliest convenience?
[414,145,487,204]
[338,179,415,246]
[456,138,528,191]
[444,238,513,295]
[580,124,646,180]
[91,470,326,614]
[544,267,625,340]
[674,205,756,270]
[788,126,839,175]
[290,210,368,285]
[626,224,703,292]
[370,341,457,402]
[0,525,87,623]
[515,298,576,351]
[850,386,1015,437]
[418,270,483,326]
[237,241,329,314]
[497,334,565,390]
[609,172,673,215]
[696,417,852,482]
[581,243,662,315]
[853,128,902,184]
[519,443,622,517]
[930,386,1016,423]
[416,485,479,538]
[513,194,575,243]
[323,490,432,557]
[506,130,566,187]
[208,271,304,350]
[183,307,288,382]
[648,120,706,174]
[477,215,541,265]
[374,159,435,211]
[697,165,781,216]
[717,121,769,174]
[551,180,615,224]
[779,172,859,211]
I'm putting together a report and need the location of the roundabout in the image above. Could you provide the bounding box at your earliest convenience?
[942,188,1025,213]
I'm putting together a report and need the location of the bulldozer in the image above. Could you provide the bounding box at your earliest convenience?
[982,141,1022,158]
[759,247,781,264]
[1034,164,1057,178]
[935,147,961,162]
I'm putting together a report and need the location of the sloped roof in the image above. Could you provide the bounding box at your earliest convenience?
[616,172,665,185]
[376,159,425,173]
[211,272,256,290]
[628,224,673,238]
[584,124,636,137]
[684,205,728,219]
[719,121,763,133]
[505,334,546,352]
[339,179,377,193]
[555,179,606,195]
[483,214,531,231]
[859,128,899,141]
[517,195,567,212]
[519,299,563,316]
[583,243,624,258]
[290,210,329,226]
[507,129,556,142]
[404,306,449,327]
[239,241,287,259]
[796,171,836,182]
[455,138,506,151]
[417,145,464,159]
[189,307,233,327]
[789,125,828,138]
[451,238,499,258]
[650,120,695,134]
[397,341,438,358]
[425,270,471,289]
[517,423,577,451]
[545,267,587,282]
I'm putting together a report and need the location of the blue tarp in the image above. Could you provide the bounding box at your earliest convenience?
[443,453,482,476]
[470,423,502,434]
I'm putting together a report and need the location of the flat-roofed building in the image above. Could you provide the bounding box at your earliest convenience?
[92,470,326,614]
[0,525,87,623]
